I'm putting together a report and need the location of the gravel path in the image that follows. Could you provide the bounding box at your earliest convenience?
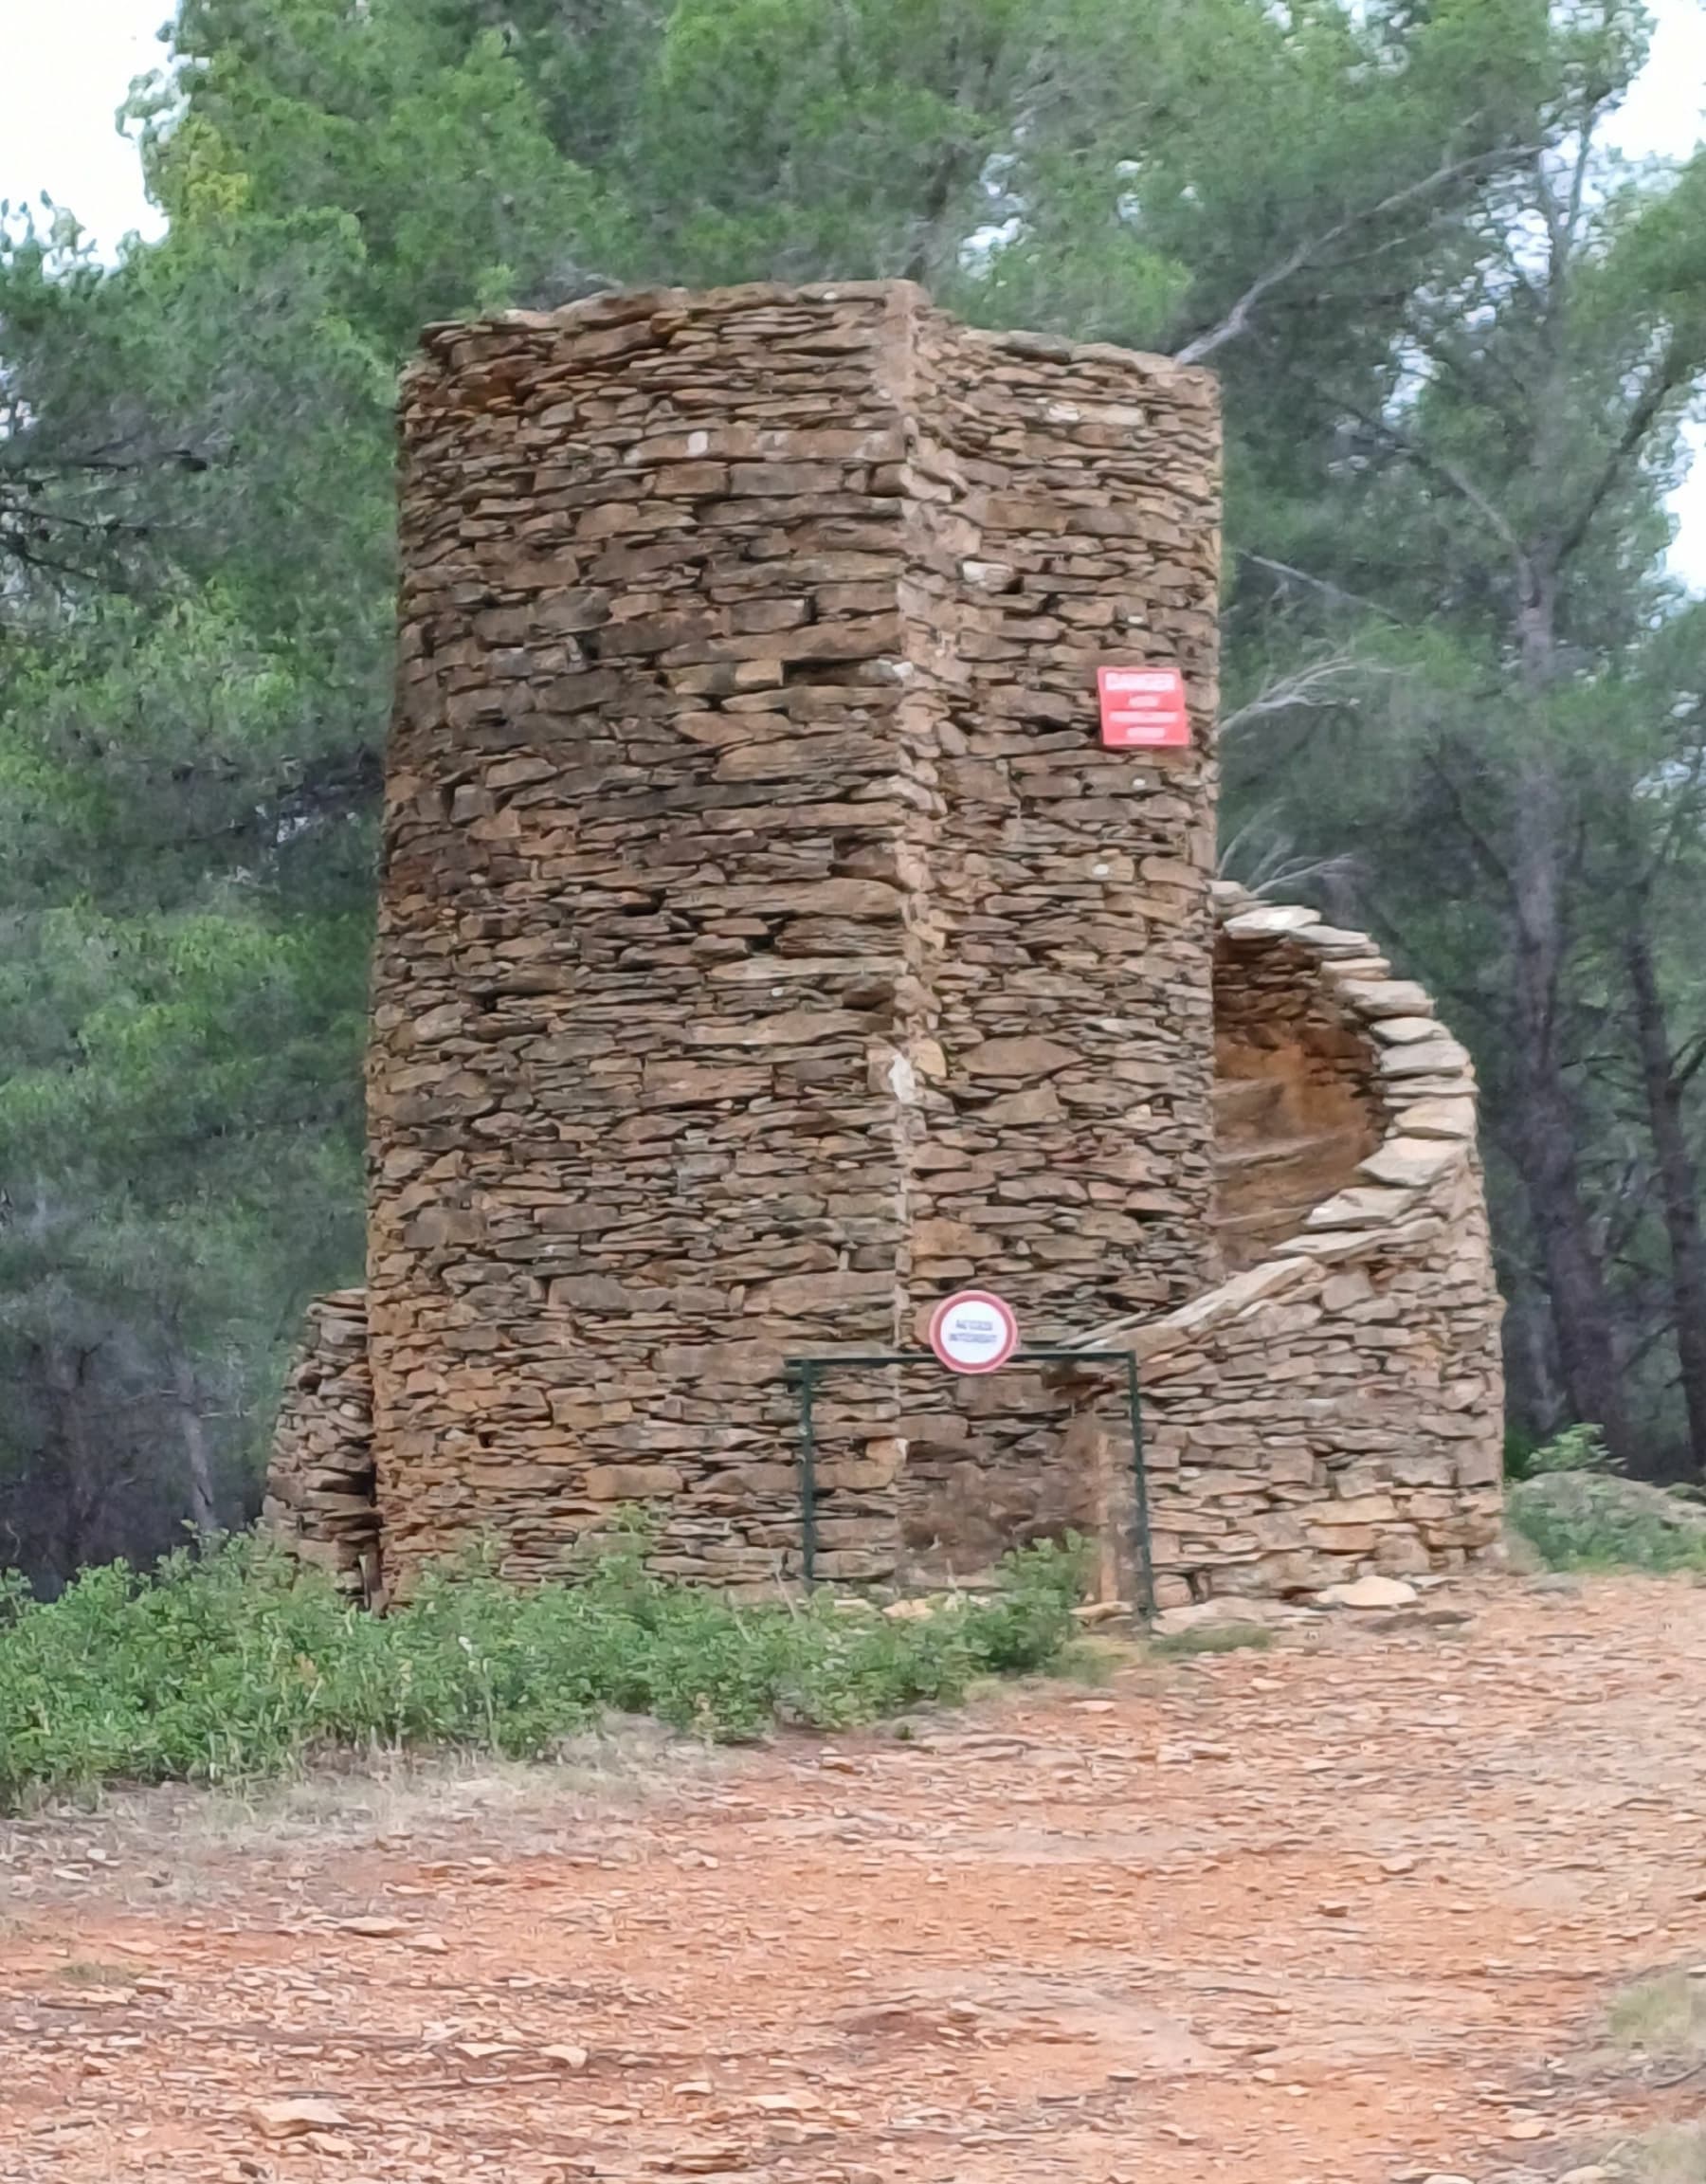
[4,1574,1704,2182]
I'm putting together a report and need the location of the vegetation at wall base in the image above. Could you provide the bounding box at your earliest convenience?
[1503,1421,1706,1571]
[0,1531,1082,1809]
[1503,1423,1621,1483]
[1506,1473,1706,1576]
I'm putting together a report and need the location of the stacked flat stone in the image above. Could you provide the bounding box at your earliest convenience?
[264,879,1505,1598]
[262,1290,378,1597]
[897,313,1220,1320]
[1072,883,1505,1603]
[365,280,1221,1593]
[262,281,1504,1606]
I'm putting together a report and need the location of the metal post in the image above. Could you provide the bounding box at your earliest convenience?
[1123,1350,1155,1618]
[795,1360,820,1590]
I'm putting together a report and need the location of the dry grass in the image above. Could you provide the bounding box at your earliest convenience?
[1609,1971,1706,2063]
[174,1721,730,1853]
[1148,1622,1275,1659]
[1614,2123,1706,2184]
[54,1958,142,1987]
[0,1725,747,1916]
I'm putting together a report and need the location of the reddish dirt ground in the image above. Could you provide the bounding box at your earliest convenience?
[4,1574,1705,2183]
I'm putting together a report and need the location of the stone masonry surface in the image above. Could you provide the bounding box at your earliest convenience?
[1069,884,1505,1605]
[362,281,1221,1592]
[263,1289,377,1598]
[263,282,1503,1602]
[267,885,1505,1602]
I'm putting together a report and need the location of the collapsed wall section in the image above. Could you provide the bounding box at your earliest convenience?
[1080,888,1505,1602]
[1211,919,1384,1270]
[262,1290,378,1597]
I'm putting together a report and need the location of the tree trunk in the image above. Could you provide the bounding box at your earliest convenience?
[39,1339,104,1574]
[1503,1285,1569,1445]
[172,1351,220,1538]
[1511,1053,1632,1458]
[1624,911,1706,1477]
[1507,750,1632,1461]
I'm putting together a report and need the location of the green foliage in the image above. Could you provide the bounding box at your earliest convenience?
[139,0,610,346]
[0,594,367,1577]
[0,1533,1081,1806]
[1509,1425,1621,1482]
[1505,1472,1706,1574]
[1217,12,1706,1477]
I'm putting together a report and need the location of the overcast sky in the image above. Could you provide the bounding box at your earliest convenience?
[4,0,1705,581]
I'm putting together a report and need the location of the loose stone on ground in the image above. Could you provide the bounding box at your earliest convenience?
[1,1574,1701,2184]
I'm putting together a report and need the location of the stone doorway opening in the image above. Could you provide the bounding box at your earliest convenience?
[786,1348,1153,1606]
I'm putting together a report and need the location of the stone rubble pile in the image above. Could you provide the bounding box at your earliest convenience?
[262,1289,378,1598]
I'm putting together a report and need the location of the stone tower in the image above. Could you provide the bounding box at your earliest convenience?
[364,282,1222,1588]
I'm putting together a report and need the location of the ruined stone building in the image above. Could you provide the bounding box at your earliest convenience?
[265,282,1504,1608]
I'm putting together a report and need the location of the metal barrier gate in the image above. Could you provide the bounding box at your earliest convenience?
[783,1346,1153,1612]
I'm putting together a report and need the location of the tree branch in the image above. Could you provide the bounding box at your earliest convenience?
[1603,1157,1656,1263]
[1544,343,1690,576]
[1220,650,1371,737]
[1425,749,1515,894]
[1237,550,1403,622]
[1338,390,1535,594]
[1617,1314,1676,1376]
[1674,1031,1706,1089]
[1174,143,1539,367]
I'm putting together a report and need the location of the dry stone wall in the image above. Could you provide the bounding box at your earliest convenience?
[870,887,1503,1598]
[373,282,918,1591]
[262,1290,378,1598]
[364,281,1221,1593]
[263,881,1505,1598]
[894,315,1221,1327]
[263,282,1503,1604]
[1072,884,1505,1604]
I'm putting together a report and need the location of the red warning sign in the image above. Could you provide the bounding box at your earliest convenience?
[1097,664,1190,750]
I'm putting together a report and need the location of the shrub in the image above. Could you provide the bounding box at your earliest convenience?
[1522,1423,1619,1477]
[0,1531,1081,1806]
[1506,1471,1706,1574]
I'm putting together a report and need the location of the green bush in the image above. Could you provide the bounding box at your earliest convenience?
[1515,1423,1620,1479]
[1506,1471,1706,1574]
[0,1531,1082,1806]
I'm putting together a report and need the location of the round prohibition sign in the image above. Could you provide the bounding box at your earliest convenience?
[927,1289,1020,1375]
